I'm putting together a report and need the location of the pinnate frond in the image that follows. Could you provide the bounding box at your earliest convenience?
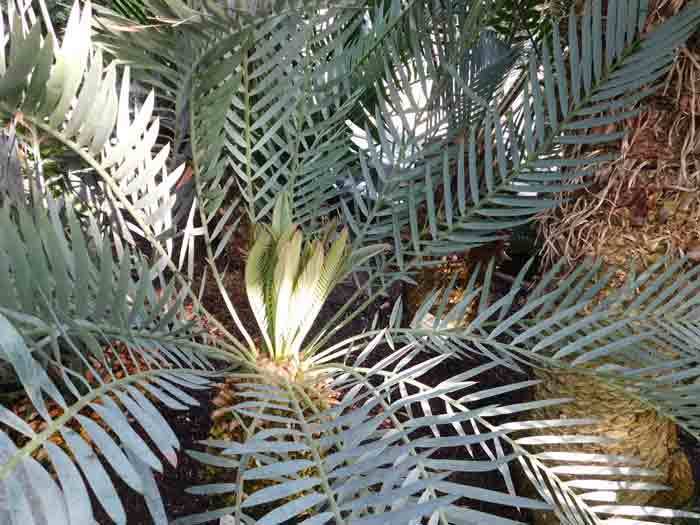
[0,201,215,524]
[182,335,682,524]
[0,0,190,273]
[343,0,700,268]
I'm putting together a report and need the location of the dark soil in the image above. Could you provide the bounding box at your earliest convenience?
[91,234,700,525]
[92,385,219,525]
[93,234,400,524]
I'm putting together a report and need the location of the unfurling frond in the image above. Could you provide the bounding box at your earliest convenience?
[245,193,388,362]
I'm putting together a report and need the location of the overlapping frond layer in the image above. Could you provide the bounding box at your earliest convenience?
[0,202,214,524]
[0,202,195,348]
[182,336,679,524]
[96,1,370,275]
[505,257,700,441]
[399,255,700,523]
[214,9,360,225]
[96,0,489,274]
[0,0,187,270]
[91,0,508,297]
[342,0,700,270]
[411,253,700,440]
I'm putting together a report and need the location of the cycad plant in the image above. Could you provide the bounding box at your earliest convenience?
[2,1,700,524]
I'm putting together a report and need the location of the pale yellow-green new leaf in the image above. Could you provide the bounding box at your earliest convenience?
[271,191,293,237]
[322,227,349,292]
[288,240,325,358]
[245,226,274,354]
[274,229,303,356]
[290,233,349,358]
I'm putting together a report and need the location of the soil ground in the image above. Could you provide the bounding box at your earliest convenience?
[93,236,408,524]
[91,237,539,524]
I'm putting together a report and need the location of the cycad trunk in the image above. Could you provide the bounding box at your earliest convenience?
[531,1,700,519]
[404,245,508,326]
[405,259,478,324]
[527,368,695,524]
[206,369,336,519]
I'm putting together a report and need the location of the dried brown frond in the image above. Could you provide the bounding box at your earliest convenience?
[529,9,700,521]
[538,1,700,280]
